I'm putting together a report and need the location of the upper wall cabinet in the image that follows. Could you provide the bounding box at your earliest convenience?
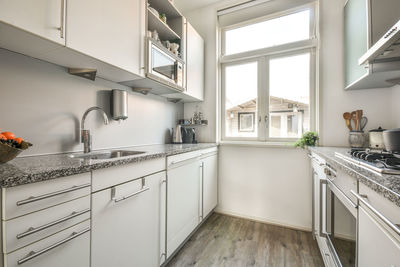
[185,21,205,101]
[344,0,400,90]
[66,0,146,77]
[0,0,66,45]
[0,0,144,82]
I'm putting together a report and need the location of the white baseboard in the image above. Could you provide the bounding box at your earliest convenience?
[215,208,312,232]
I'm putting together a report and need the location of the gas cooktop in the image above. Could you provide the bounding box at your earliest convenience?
[335,148,400,175]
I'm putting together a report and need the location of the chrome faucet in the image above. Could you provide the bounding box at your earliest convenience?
[81,107,109,153]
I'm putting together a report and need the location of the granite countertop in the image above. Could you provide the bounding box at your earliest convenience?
[309,146,400,207]
[0,143,218,188]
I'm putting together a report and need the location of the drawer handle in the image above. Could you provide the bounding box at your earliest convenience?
[170,156,199,166]
[17,227,90,265]
[351,190,400,236]
[111,178,149,203]
[16,183,91,206]
[16,208,90,239]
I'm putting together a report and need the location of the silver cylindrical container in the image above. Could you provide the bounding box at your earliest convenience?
[111,89,128,121]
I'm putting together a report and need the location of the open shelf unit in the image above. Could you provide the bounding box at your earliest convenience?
[147,8,180,40]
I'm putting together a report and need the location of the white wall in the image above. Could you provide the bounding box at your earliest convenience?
[218,146,312,230]
[178,0,400,230]
[0,49,183,156]
[319,0,399,146]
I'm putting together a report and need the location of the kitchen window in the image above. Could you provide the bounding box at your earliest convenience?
[220,3,317,142]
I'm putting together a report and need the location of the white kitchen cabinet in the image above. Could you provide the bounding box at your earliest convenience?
[91,171,166,267]
[2,172,91,220]
[4,220,90,267]
[358,205,400,267]
[67,0,145,77]
[167,157,202,257]
[344,0,400,90]
[0,0,66,45]
[201,152,218,218]
[185,21,205,101]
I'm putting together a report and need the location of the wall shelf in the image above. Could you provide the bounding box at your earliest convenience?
[148,0,182,19]
[147,9,180,41]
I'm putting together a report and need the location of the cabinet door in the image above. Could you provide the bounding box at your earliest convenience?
[91,172,166,267]
[167,159,201,257]
[202,153,218,218]
[67,0,145,76]
[344,0,369,89]
[358,205,400,267]
[185,21,204,100]
[312,169,320,239]
[0,0,65,45]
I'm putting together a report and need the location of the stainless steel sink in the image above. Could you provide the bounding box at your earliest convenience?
[69,150,145,160]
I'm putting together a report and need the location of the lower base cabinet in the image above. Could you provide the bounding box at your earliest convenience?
[167,159,202,258]
[5,221,90,267]
[358,205,400,267]
[91,171,166,267]
[201,152,218,218]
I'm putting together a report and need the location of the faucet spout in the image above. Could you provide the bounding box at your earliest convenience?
[81,107,110,153]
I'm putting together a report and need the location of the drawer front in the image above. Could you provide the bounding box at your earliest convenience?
[167,150,201,168]
[4,195,90,253]
[310,152,326,177]
[359,183,400,225]
[5,220,90,267]
[3,173,91,220]
[199,147,218,157]
[92,158,165,192]
[327,167,357,204]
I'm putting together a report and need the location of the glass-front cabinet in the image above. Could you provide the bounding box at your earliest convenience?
[344,0,369,89]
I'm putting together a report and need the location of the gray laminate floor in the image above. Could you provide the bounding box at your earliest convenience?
[166,213,324,267]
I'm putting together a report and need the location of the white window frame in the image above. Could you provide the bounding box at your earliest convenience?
[219,2,318,143]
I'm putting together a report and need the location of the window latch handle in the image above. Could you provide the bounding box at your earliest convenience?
[264,115,269,128]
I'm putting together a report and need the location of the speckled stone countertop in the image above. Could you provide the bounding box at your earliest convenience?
[0,143,218,188]
[309,146,400,207]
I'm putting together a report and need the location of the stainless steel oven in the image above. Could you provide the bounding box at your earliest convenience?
[321,165,357,267]
[147,38,184,91]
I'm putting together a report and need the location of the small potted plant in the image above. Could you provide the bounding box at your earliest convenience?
[294,131,319,149]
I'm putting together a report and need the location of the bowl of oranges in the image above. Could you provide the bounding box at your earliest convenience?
[0,131,32,164]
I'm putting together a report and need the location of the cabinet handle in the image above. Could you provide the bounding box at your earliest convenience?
[351,190,400,236]
[170,157,198,166]
[59,0,65,38]
[16,183,91,206]
[319,179,327,238]
[16,208,90,239]
[111,178,149,203]
[17,227,90,265]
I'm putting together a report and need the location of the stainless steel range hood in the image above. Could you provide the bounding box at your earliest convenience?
[359,20,400,65]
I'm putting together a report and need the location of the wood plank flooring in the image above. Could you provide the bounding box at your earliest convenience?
[166,213,324,267]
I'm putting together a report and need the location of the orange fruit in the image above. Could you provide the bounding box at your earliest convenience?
[2,132,16,140]
[0,134,6,140]
[15,137,24,144]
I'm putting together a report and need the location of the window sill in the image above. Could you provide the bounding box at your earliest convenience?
[218,140,298,149]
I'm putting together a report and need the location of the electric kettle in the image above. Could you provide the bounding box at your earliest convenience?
[172,125,183,144]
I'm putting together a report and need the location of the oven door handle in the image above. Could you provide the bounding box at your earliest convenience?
[327,179,357,212]
[351,190,400,236]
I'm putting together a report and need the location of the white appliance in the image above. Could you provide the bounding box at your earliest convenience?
[147,39,184,91]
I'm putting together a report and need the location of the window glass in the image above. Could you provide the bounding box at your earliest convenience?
[225,62,258,138]
[225,10,310,55]
[269,53,310,138]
